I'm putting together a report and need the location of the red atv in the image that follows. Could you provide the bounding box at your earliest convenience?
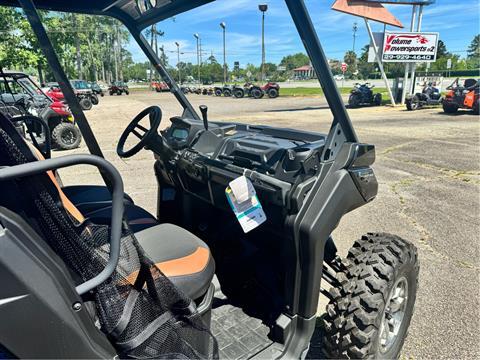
[242,82,280,99]
[443,78,479,114]
[260,82,280,98]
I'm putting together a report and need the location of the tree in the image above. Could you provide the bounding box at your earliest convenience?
[343,50,357,77]
[467,35,479,59]
[437,40,448,58]
[357,44,375,79]
[279,53,310,71]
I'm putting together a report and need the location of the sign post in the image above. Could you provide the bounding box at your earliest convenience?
[446,58,452,77]
[365,19,396,106]
[341,62,347,88]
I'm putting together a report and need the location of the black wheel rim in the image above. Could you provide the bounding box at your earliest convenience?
[61,129,76,145]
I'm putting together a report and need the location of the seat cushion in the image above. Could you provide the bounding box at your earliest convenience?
[135,223,215,300]
[61,185,134,214]
[86,203,158,233]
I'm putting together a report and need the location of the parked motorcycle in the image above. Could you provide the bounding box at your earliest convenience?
[406,82,442,111]
[348,83,382,108]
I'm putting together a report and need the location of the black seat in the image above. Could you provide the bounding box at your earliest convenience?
[135,223,215,300]
[0,112,214,301]
[62,185,134,214]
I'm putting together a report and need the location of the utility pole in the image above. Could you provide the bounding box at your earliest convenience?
[175,42,181,84]
[220,22,227,84]
[194,33,201,83]
[352,22,358,53]
[259,4,268,82]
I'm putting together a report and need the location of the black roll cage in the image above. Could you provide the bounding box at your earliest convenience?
[7,0,358,163]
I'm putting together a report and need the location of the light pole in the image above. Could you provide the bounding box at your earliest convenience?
[352,22,358,53]
[259,4,268,82]
[194,33,201,84]
[175,41,181,84]
[220,22,227,84]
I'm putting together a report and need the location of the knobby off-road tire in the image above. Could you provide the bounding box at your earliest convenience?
[268,88,279,98]
[472,99,479,115]
[91,94,99,105]
[405,96,420,111]
[322,233,419,359]
[348,94,361,108]
[52,122,82,150]
[251,87,263,99]
[442,102,458,114]
[79,97,92,111]
[234,88,245,98]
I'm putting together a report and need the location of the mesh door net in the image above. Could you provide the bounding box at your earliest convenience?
[0,114,218,359]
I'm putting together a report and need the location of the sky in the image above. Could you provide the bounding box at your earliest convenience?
[126,0,480,67]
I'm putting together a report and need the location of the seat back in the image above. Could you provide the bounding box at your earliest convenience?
[0,112,218,359]
[0,207,116,358]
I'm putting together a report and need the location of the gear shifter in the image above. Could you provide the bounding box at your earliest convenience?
[199,105,208,131]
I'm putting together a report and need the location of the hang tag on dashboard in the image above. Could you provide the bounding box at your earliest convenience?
[226,176,266,233]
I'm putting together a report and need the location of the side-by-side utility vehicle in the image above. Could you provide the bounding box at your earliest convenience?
[0,69,81,150]
[0,1,419,359]
[442,78,479,114]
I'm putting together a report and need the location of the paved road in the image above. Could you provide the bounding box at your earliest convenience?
[58,92,479,359]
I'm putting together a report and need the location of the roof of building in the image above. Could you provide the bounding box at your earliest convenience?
[293,65,313,72]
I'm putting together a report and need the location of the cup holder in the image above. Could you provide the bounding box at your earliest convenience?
[284,147,313,172]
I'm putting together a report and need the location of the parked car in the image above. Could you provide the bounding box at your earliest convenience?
[109,81,129,95]
[333,74,344,81]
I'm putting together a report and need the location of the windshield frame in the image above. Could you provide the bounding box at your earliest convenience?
[15,0,358,159]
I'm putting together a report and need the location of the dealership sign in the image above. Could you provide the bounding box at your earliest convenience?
[382,32,439,62]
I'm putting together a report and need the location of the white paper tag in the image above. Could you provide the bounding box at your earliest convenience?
[228,175,254,203]
[226,177,267,233]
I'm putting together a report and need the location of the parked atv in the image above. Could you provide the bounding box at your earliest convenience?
[242,82,263,99]
[0,70,81,150]
[232,84,246,98]
[406,82,442,110]
[243,82,280,99]
[213,86,223,97]
[442,78,479,114]
[348,83,382,107]
[109,81,129,96]
[261,82,280,98]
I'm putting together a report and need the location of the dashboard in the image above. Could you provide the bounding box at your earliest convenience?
[154,116,327,212]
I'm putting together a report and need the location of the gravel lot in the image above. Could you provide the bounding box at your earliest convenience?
[57,91,480,359]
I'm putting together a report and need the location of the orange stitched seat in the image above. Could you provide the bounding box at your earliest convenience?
[19,132,214,300]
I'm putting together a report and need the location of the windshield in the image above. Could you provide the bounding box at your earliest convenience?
[71,80,89,89]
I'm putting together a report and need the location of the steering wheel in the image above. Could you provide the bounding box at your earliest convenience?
[117,106,162,158]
